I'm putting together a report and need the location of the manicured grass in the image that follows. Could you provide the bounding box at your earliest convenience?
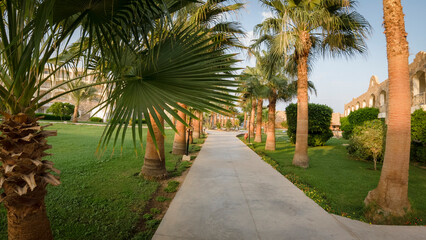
[242,131,426,224]
[0,123,190,239]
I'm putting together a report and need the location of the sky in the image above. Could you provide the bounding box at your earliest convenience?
[233,0,426,113]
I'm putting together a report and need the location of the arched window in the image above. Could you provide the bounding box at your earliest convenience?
[379,91,386,106]
[356,102,360,110]
[369,94,375,107]
[362,100,366,108]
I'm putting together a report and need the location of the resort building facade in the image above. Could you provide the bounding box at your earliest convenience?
[344,51,426,118]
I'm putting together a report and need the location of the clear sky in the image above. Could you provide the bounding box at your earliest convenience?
[234,0,426,113]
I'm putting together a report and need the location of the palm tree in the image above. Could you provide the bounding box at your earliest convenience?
[364,0,411,219]
[255,98,264,142]
[256,0,370,167]
[0,0,177,238]
[141,110,167,179]
[172,103,188,155]
[68,81,98,123]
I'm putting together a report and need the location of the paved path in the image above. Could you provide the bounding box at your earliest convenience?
[153,131,426,240]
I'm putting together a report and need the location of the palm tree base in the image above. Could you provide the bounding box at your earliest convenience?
[141,158,168,180]
[292,154,309,168]
[265,143,275,151]
[172,142,186,155]
[364,187,411,223]
[254,135,262,143]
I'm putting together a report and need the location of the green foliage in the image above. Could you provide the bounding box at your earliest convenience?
[164,181,180,193]
[340,117,352,139]
[35,113,71,121]
[155,196,170,202]
[142,213,153,220]
[411,109,426,163]
[411,109,426,143]
[344,108,379,138]
[216,122,221,129]
[47,102,75,120]
[286,103,333,146]
[150,208,161,215]
[348,120,385,169]
[89,117,103,123]
[280,121,288,129]
[226,119,232,130]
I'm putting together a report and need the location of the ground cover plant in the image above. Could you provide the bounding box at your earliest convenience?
[240,131,426,225]
[0,124,196,239]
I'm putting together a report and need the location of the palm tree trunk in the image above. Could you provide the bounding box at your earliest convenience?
[243,112,247,129]
[193,111,200,139]
[172,103,187,155]
[250,99,257,137]
[141,111,167,179]
[200,113,204,136]
[265,96,276,151]
[72,100,80,123]
[364,0,411,218]
[1,113,56,240]
[189,118,194,144]
[255,98,263,142]
[293,32,311,168]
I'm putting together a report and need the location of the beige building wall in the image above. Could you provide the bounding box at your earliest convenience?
[344,51,426,118]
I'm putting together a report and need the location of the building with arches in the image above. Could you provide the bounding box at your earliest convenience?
[344,51,426,118]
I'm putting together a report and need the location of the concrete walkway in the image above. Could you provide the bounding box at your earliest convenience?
[153,131,426,240]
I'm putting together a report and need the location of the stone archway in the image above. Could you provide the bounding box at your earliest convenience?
[379,91,386,107]
[413,71,425,105]
[362,100,367,108]
[356,102,360,110]
[369,94,375,107]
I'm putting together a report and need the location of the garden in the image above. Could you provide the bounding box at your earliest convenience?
[0,123,203,240]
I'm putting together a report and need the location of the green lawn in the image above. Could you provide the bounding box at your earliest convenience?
[243,131,426,224]
[0,123,193,239]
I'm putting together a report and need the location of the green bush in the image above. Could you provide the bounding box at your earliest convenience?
[89,117,103,122]
[47,102,75,120]
[35,113,71,121]
[280,121,288,129]
[411,109,426,163]
[343,108,379,139]
[340,117,352,139]
[226,119,232,130]
[286,103,333,147]
[347,120,385,169]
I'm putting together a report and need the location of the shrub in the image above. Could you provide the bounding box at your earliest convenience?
[280,121,288,129]
[216,122,221,129]
[340,117,352,139]
[35,113,71,121]
[286,103,333,147]
[348,120,385,169]
[47,102,75,120]
[89,117,103,123]
[225,119,232,130]
[411,109,426,163]
[344,108,379,138]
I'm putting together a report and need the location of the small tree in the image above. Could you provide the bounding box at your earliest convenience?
[47,102,75,120]
[351,120,385,170]
[226,119,232,131]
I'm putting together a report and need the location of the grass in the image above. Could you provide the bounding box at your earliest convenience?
[241,131,426,225]
[0,123,195,239]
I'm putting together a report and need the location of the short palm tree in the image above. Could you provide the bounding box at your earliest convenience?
[0,0,194,238]
[256,0,370,167]
[97,25,239,179]
[68,81,98,123]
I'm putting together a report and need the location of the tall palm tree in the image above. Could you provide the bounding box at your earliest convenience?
[256,0,370,167]
[0,1,178,238]
[255,98,264,142]
[364,0,411,219]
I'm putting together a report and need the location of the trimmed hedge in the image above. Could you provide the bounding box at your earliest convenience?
[411,109,426,163]
[89,117,103,123]
[286,103,333,147]
[343,107,379,139]
[35,113,71,121]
